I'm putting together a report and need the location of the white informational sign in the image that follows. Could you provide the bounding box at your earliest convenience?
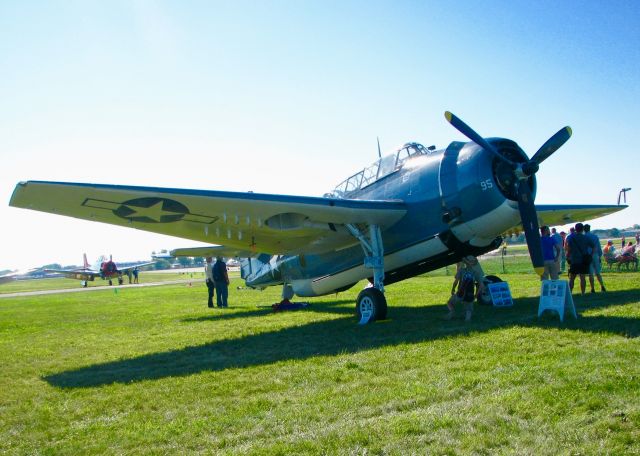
[488,282,513,307]
[538,280,577,322]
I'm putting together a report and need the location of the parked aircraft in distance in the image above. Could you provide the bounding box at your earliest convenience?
[10,112,626,321]
[0,270,29,285]
[44,254,154,286]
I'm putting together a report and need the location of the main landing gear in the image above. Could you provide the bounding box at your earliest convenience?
[356,287,388,322]
[346,224,387,323]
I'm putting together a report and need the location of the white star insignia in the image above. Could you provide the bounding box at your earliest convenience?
[126,201,181,222]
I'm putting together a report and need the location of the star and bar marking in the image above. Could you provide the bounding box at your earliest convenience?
[82,197,218,224]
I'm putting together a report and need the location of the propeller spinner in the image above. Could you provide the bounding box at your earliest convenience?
[444,111,572,277]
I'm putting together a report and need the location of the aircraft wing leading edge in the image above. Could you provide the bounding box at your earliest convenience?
[10,181,407,255]
[117,261,156,273]
[43,268,100,281]
[170,246,257,258]
[535,204,627,227]
[0,271,22,284]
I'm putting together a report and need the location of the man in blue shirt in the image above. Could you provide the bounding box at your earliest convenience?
[540,226,561,280]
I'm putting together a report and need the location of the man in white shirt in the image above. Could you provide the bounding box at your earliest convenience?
[205,257,215,308]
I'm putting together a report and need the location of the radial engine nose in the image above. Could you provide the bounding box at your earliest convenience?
[490,139,532,202]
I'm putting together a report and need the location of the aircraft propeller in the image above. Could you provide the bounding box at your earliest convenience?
[444,111,572,276]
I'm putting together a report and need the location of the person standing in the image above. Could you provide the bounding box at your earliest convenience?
[559,231,567,272]
[564,227,575,270]
[551,227,564,273]
[133,267,139,284]
[204,257,215,308]
[445,262,475,322]
[213,256,230,308]
[541,226,561,280]
[461,255,486,301]
[584,224,606,292]
[566,223,596,295]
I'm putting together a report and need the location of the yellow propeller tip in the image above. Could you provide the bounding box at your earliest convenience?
[535,267,545,277]
[445,111,452,122]
[566,126,573,136]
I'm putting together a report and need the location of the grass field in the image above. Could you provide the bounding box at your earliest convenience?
[0,259,638,454]
[0,271,201,294]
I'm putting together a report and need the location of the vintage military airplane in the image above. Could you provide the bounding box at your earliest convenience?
[45,254,154,286]
[0,270,26,285]
[0,268,43,284]
[10,112,626,320]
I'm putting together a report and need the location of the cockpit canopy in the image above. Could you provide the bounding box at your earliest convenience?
[326,142,435,198]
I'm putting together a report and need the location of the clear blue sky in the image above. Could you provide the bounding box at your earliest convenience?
[2,1,639,270]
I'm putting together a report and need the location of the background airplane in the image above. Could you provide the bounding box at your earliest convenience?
[45,254,154,286]
[9,112,626,320]
[0,270,30,285]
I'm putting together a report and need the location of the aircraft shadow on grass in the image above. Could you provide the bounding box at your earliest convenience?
[44,290,640,388]
[180,299,354,323]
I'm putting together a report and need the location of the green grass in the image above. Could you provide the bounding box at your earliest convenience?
[0,271,203,294]
[0,264,638,454]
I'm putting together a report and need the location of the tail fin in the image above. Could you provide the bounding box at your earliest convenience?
[92,255,107,271]
[83,253,89,269]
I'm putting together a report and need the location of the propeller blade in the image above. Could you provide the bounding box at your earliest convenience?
[444,111,514,165]
[530,126,572,166]
[516,181,544,277]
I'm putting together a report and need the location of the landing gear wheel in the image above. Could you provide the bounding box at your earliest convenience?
[356,288,388,322]
[478,275,502,305]
[118,277,123,285]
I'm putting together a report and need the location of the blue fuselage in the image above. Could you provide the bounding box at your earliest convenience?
[243,139,530,296]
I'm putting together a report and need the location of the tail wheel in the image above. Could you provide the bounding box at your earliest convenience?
[356,288,388,322]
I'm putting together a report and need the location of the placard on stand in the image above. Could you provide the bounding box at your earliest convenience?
[538,280,576,322]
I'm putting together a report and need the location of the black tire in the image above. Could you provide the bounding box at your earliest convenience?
[356,287,387,322]
[478,275,502,305]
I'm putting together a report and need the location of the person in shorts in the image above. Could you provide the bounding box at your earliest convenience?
[566,223,596,295]
[445,262,475,322]
[540,225,561,280]
[461,255,486,300]
[584,224,606,292]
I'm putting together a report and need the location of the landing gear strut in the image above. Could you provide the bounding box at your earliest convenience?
[346,224,387,322]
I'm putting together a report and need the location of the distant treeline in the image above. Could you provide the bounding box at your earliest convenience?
[502,225,638,245]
